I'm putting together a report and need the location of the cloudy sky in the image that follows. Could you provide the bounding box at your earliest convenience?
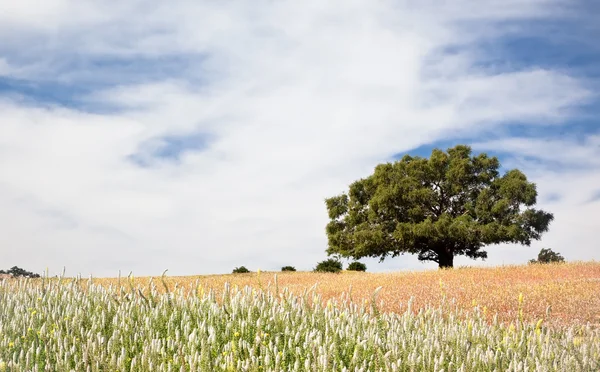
[1,0,598,277]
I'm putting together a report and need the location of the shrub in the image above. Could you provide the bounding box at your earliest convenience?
[346,261,367,272]
[232,266,250,274]
[281,266,296,272]
[529,248,565,264]
[0,266,40,278]
[313,258,342,273]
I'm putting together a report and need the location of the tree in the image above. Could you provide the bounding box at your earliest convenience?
[529,248,565,264]
[325,145,554,269]
[0,266,40,278]
[314,258,343,273]
[346,261,367,271]
[232,266,250,273]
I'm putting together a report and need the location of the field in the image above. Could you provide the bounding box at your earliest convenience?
[1,262,599,371]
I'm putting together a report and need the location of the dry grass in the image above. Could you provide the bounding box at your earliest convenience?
[29,261,600,328]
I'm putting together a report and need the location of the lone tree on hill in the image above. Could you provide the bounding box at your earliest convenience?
[324,145,554,269]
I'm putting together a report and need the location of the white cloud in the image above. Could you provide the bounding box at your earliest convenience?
[0,0,597,276]
[473,136,600,169]
[0,58,10,75]
[471,136,600,263]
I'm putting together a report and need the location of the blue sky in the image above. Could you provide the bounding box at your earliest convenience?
[399,3,600,159]
[0,0,599,277]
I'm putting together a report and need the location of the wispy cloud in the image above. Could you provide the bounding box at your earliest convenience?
[0,0,597,276]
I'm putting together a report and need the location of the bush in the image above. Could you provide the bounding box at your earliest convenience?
[529,248,565,264]
[346,261,367,272]
[281,266,296,272]
[0,266,40,278]
[313,258,343,273]
[232,266,250,274]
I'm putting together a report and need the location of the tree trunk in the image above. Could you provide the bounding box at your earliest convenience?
[438,249,454,269]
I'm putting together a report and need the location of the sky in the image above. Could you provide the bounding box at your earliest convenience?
[0,0,598,277]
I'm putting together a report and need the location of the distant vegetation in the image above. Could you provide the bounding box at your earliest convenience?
[313,258,343,273]
[529,248,565,264]
[232,266,250,274]
[0,266,40,278]
[346,261,367,272]
[281,266,296,272]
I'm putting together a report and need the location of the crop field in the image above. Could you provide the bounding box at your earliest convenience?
[1,262,599,371]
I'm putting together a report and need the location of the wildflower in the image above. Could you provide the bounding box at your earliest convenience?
[234,332,240,337]
[535,319,543,333]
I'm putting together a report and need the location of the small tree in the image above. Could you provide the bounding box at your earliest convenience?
[0,266,40,278]
[529,248,565,264]
[346,261,367,272]
[232,266,250,273]
[314,258,343,273]
[281,266,296,272]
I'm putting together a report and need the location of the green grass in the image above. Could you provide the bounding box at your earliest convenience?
[0,275,599,371]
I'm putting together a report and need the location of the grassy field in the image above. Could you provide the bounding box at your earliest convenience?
[0,262,599,371]
[95,261,600,328]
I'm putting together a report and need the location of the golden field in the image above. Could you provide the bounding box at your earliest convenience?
[74,261,600,329]
[2,261,600,370]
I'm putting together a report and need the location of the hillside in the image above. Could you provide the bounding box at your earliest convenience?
[80,261,600,328]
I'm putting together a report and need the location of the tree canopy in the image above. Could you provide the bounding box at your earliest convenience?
[529,248,565,264]
[324,145,554,268]
[0,266,40,278]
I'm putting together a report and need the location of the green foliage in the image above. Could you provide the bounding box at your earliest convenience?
[0,266,40,278]
[529,248,565,264]
[313,258,343,273]
[325,145,554,269]
[232,266,250,274]
[346,261,367,272]
[281,266,296,272]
